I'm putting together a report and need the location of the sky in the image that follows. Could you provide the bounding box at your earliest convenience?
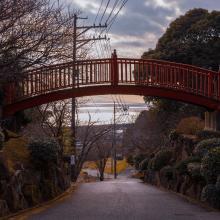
[61,0,220,106]
[63,0,220,58]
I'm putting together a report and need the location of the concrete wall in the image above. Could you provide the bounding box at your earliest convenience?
[205,111,220,131]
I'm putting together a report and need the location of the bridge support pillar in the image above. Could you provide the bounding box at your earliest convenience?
[0,105,2,121]
[205,111,220,131]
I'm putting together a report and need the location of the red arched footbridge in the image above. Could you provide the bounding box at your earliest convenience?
[3,50,220,117]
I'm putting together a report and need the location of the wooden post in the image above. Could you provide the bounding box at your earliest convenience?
[208,72,213,98]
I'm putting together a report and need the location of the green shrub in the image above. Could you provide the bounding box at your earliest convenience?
[0,131,4,150]
[175,157,200,175]
[216,176,220,191]
[139,158,149,171]
[201,184,220,209]
[133,154,146,170]
[176,117,204,135]
[194,138,220,158]
[151,150,172,171]
[126,155,134,166]
[147,158,154,170]
[197,130,220,140]
[28,139,60,167]
[169,130,179,141]
[160,166,174,180]
[187,162,202,180]
[201,147,220,184]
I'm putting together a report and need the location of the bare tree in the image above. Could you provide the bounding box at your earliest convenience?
[0,0,88,84]
[22,100,71,154]
[94,138,112,181]
[22,98,113,181]
[72,115,112,181]
[122,110,163,156]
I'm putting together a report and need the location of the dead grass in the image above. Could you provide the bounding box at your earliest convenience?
[2,137,30,172]
[83,161,97,169]
[131,172,144,179]
[176,116,204,135]
[84,158,128,174]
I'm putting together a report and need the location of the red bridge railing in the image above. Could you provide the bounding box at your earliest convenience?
[4,50,220,104]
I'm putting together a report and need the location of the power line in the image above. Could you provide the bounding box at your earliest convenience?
[94,0,128,59]
[92,0,128,59]
[94,0,104,24]
[98,0,128,36]
[106,0,128,33]
[94,0,114,58]
[105,0,120,24]
[100,0,111,24]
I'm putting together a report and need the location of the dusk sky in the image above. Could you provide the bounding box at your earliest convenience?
[62,0,220,104]
[64,0,220,58]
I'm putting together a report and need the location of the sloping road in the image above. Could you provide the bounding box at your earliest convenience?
[28,177,220,220]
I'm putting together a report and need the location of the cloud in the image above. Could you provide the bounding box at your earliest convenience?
[109,32,157,57]
[63,0,220,58]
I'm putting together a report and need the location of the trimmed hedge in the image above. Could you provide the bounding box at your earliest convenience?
[150,150,172,171]
[187,162,202,180]
[201,147,220,184]
[201,184,220,209]
[126,155,134,166]
[175,156,200,175]
[0,131,4,150]
[195,138,220,158]
[160,165,174,180]
[28,139,60,167]
[133,154,146,170]
[197,130,220,140]
[216,176,220,191]
[139,158,149,171]
[169,130,179,141]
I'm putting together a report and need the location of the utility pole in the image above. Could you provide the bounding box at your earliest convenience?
[71,14,107,178]
[113,101,117,179]
[71,14,77,160]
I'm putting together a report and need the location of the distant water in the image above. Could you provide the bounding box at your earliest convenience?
[77,102,148,124]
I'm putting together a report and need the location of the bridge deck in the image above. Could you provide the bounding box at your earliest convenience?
[3,52,220,116]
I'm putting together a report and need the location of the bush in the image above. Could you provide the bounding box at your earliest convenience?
[187,162,202,180]
[150,150,172,171]
[195,138,220,158]
[196,130,220,140]
[126,155,134,166]
[216,176,220,191]
[160,166,174,180]
[201,184,220,209]
[0,131,4,150]
[139,158,149,171]
[28,139,60,167]
[169,130,179,141]
[201,148,220,184]
[175,157,200,175]
[176,117,204,135]
[147,158,154,170]
[133,154,147,170]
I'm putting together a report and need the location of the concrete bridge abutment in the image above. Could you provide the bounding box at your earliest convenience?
[204,110,220,131]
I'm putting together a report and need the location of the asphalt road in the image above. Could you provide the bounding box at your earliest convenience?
[29,178,220,220]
